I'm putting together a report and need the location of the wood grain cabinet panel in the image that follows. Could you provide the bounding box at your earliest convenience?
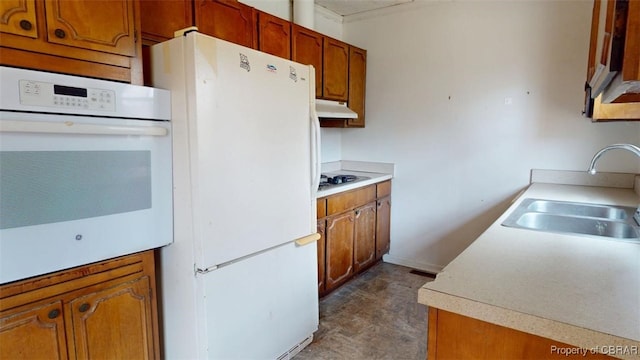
[0,300,68,360]
[0,251,159,360]
[43,0,136,56]
[291,24,323,98]
[140,0,192,43]
[0,0,141,84]
[353,202,377,273]
[70,276,155,360]
[325,212,354,292]
[347,45,367,127]
[195,0,257,49]
[257,11,290,59]
[0,0,38,38]
[317,219,326,294]
[323,37,349,101]
[428,308,617,359]
[376,196,391,260]
[327,185,376,216]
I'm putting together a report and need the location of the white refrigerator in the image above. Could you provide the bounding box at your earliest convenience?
[151,32,322,359]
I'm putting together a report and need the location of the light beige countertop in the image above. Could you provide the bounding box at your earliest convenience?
[418,182,640,358]
[316,160,394,198]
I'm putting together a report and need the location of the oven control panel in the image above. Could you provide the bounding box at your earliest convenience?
[19,80,116,112]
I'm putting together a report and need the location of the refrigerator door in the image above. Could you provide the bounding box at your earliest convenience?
[185,33,315,267]
[203,241,318,359]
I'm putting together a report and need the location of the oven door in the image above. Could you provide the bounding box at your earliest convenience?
[0,112,172,284]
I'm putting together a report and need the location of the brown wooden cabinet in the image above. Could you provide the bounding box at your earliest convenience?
[586,0,640,120]
[0,251,160,360]
[347,46,367,127]
[140,0,192,43]
[317,180,391,296]
[323,37,350,101]
[257,11,290,59]
[317,219,326,294]
[0,0,142,84]
[325,212,355,292]
[292,24,323,98]
[194,0,256,49]
[376,197,391,260]
[353,202,377,273]
[427,308,616,359]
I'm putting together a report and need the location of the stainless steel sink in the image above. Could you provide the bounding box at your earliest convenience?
[525,199,628,220]
[502,198,640,241]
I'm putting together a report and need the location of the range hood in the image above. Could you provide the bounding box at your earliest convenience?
[315,99,358,119]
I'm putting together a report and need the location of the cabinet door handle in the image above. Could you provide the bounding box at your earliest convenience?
[54,28,66,39]
[48,309,60,319]
[78,303,90,312]
[19,20,32,31]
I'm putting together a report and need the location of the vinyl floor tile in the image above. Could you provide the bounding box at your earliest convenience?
[294,262,434,360]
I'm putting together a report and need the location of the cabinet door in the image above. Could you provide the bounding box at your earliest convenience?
[257,11,290,59]
[140,0,193,43]
[317,219,326,295]
[376,196,391,260]
[292,24,323,98]
[323,37,349,101]
[348,45,367,127]
[0,300,68,360]
[353,202,377,273]
[69,276,156,360]
[325,212,354,292]
[0,0,38,38]
[43,0,137,56]
[195,0,257,49]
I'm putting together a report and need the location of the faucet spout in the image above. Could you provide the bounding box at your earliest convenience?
[587,143,640,174]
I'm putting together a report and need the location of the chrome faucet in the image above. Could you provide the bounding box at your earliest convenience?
[587,143,640,175]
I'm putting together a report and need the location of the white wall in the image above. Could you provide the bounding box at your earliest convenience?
[341,0,640,272]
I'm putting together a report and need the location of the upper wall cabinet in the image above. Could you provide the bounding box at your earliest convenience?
[257,11,290,59]
[0,0,142,84]
[322,37,349,102]
[195,0,257,49]
[291,24,323,98]
[140,0,193,43]
[348,46,367,127]
[586,0,640,120]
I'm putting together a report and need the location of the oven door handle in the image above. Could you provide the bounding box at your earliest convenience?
[0,120,168,136]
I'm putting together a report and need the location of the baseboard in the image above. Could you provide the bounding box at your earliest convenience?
[382,254,444,274]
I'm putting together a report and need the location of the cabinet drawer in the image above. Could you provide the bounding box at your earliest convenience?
[376,180,391,198]
[327,185,376,216]
[317,197,327,218]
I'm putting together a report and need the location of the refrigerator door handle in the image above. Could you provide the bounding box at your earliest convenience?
[294,233,320,246]
[310,109,321,192]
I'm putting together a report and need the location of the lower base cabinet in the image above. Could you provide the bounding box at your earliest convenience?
[353,202,377,273]
[427,308,617,360]
[0,251,160,359]
[317,180,391,296]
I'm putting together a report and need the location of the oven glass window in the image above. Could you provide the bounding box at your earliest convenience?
[0,151,152,229]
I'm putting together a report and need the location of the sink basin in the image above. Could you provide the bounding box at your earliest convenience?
[524,199,628,220]
[502,198,639,241]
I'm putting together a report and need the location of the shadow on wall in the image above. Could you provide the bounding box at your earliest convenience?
[419,188,526,271]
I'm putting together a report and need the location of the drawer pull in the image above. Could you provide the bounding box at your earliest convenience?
[54,28,66,39]
[48,309,60,319]
[19,20,32,31]
[79,303,90,312]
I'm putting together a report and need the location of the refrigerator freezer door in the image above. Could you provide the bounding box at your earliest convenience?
[185,34,314,267]
[203,241,319,359]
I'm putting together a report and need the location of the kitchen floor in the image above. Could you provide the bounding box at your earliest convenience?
[294,262,434,360]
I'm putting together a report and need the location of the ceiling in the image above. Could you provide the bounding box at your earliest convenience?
[314,0,414,16]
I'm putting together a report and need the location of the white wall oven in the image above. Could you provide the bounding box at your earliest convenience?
[0,67,173,284]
